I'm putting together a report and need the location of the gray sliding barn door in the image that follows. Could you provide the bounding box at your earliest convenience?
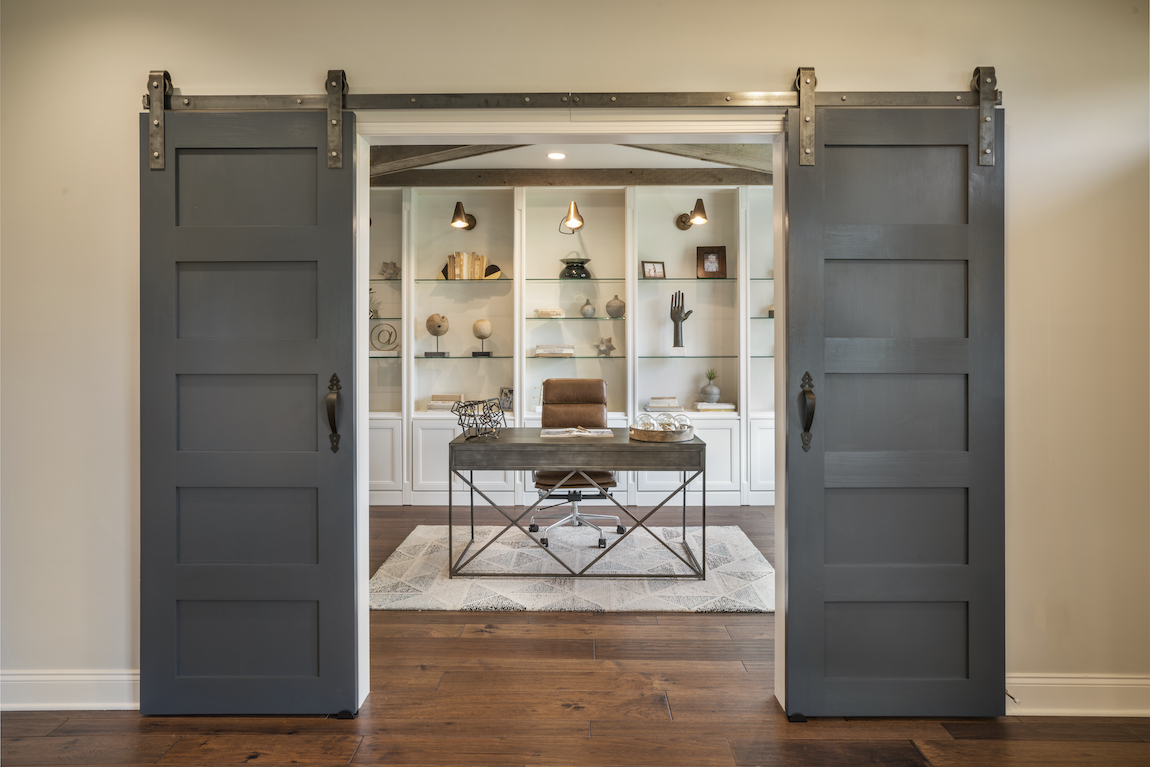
[784,108,1004,716]
[140,111,359,714]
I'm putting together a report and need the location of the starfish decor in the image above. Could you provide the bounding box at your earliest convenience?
[595,337,616,357]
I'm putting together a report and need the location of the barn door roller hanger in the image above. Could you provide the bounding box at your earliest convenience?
[143,67,1000,171]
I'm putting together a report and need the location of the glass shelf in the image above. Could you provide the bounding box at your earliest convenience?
[750,278,775,281]
[368,354,401,359]
[370,316,402,321]
[639,355,737,359]
[639,278,738,283]
[369,278,401,283]
[413,278,510,283]
[750,355,776,359]
[415,354,512,359]
[526,278,626,283]
[750,315,775,320]
[526,316,625,321]
[529,355,626,359]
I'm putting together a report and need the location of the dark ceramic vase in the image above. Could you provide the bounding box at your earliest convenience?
[559,257,592,279]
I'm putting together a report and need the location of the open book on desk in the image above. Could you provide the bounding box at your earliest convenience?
[540,428,614,437]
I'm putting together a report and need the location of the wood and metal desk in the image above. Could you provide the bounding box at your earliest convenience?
[448,428,706,579]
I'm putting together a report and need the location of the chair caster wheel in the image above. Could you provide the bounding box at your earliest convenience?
[529,524,539,532]
[598,538,607,548]
[540,538,548,547]
[616,526,626,535]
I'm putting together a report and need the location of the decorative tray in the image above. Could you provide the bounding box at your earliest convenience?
[628,425,694,443]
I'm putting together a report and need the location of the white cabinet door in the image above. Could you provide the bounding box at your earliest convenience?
[749,417,776,491]
[369,417,402,491]
[637,418,741,493]
[411,419,514,493]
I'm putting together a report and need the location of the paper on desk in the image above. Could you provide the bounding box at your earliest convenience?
[540,428,614,437]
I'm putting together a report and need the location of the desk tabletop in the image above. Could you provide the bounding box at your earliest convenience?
[449,428,705,472]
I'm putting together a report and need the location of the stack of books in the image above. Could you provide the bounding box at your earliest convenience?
[446,251,488,280]
[695,402,736,413]
[427,394,462,412]
[646,397,683,412]
[534,308,564,318]
[534,344,575,358]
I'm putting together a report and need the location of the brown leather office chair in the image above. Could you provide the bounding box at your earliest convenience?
[528,378,625,548]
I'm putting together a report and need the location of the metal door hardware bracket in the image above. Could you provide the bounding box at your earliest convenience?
[327,70,348,169]
[795,68,816,165]
[971,66,998,165]
[144,71,172,169]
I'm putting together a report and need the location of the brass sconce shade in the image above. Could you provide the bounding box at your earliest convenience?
[565,202,583,229]
[451,201,477,230]
[559,201,584,234]
[675,198,708,230]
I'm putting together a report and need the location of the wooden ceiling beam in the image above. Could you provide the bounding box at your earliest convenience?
[370,168,771,187]
[369,145,524,177]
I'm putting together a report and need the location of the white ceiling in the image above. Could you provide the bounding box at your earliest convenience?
[430,144,735,170]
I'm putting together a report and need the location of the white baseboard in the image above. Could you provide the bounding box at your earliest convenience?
[1005,673,1150,716]
[1,670,139,711]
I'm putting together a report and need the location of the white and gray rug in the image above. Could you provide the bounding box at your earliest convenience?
[369,525,774,612]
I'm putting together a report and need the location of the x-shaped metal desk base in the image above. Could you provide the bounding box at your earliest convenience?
[449,468,705,579]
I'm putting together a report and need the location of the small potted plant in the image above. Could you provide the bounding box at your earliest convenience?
[701,368,721,403]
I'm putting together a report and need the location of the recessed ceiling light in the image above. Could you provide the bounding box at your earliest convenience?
[547,152,566,160]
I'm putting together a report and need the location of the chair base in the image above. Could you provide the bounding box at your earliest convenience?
[530,491,626,547]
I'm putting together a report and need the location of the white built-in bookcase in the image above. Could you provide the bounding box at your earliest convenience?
[368,185,774,507]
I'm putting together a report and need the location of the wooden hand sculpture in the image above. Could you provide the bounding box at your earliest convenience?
[670,290,693,348]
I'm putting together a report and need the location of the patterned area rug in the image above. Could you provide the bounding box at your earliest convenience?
[369,525,774,612]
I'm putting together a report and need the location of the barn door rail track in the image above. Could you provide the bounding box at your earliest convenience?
[143,66,1001,170]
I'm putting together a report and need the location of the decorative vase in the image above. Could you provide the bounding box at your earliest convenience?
[701,382,721,403]
[559,257,592,279]
[606,294,626,318]
[580,299,595,318]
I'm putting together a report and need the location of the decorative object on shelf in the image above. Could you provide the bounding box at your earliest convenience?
[453,398,507,440]
[425,313,449,357]
[428,394,463,412]
[472,318,493,357]
[670,290,693,348]
[606,294,626,318]
[594,337,615,356]
[675,198,709,230]
[369,288,381,319]
[534,308,564,318]
[439,251,498,280]
[558,201,584,234]
[498,386,514,411]
[701,368,721,403]
[579,299,596,317]
[535,344,574,358]
[378,261,401,280]
[767,303,775,318]
[370,322,399,353]
[641,261,666,279]
[697,246,727,278]
[450,201,477,230]
[559,256,592,279]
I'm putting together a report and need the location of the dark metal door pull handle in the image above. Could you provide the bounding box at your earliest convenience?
[800,372,815,452]
[327,374,341,453]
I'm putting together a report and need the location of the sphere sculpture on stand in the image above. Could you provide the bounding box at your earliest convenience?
[472,318,493,357]
[425,314,449,357]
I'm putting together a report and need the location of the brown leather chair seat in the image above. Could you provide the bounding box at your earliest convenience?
[534,470,618,489]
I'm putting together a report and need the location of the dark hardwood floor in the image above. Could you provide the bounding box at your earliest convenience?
[3,504,1146,766]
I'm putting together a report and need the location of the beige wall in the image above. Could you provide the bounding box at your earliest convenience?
[2,0,1147,712]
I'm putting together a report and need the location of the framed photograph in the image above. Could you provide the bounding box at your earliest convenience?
[641,261,666,279]
[498,386,514,411]
[697,246,727,278]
